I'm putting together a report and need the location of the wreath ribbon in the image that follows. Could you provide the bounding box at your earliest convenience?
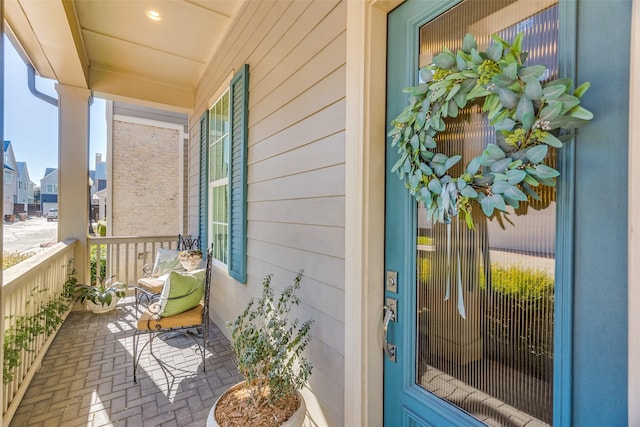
[444,222,467,319]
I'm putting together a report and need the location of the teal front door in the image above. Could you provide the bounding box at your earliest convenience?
[384,1,568,425]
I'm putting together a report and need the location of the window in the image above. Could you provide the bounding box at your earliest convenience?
[47,184,58,193]
[200,65,249,283]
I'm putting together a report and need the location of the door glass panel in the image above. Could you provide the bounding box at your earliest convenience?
[416,2,558,425]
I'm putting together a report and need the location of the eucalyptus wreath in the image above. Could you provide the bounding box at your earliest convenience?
[388,32,593,229]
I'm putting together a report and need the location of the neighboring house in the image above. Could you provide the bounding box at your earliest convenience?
[40,168,58,214]
[107,101,188,237]
[3,140,18,218]
[15,162,35,214]
[89,153,107,222]
[93,188,107,221]
[4,1,639,427]
[89,153,107,198]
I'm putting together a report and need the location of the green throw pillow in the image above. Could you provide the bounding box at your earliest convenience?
[152,248,181,276]
[159,269,205,317]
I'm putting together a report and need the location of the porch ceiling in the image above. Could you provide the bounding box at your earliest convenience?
[4,0,243,113]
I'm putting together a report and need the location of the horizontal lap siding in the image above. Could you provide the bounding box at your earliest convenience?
[248,164,345,201]
[249,100,345,164]
[248,239,345,294]
[189,1,346,426]
[248,197,344,227]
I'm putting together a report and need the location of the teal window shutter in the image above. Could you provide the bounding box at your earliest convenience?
[198,111,209,254]
[228,64,249,283]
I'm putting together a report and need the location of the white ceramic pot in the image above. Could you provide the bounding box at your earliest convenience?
[207,381,306,427]
[180,257,202,272]
[86,297,119,313]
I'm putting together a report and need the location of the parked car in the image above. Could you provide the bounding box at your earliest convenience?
[46,208,58,221]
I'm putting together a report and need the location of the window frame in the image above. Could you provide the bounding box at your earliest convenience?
[201,65,249,282]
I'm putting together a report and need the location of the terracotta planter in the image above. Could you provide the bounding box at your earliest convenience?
[206,381,306,427]
[86,297,119,314]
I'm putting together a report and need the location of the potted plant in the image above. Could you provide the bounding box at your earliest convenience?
[73,275,127,313]
[208,271,313,427]
[178,249,203,271]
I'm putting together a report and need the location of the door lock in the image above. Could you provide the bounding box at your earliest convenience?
[386,271,398,293]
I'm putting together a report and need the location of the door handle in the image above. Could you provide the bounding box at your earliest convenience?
[383,300,397,362]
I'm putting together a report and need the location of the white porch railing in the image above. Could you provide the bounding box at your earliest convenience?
[87,235,180,286]
[2,239,77,424]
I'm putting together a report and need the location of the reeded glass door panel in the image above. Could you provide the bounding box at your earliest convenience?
[416,2,558,425]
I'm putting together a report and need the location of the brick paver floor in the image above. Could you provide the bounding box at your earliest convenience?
[9,297,243,427]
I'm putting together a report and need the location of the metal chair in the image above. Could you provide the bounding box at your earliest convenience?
[177,233,200,251]
[134,234,200,310]
[132,247,212,383]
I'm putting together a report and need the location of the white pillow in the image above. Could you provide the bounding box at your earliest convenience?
[152,248,181,276]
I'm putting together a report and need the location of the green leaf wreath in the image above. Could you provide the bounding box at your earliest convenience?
[388,32,593,229]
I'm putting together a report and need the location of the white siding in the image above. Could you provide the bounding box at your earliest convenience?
[189,1,346,425]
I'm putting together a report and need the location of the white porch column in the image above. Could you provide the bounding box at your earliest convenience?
[56,84,91,284]
[1,0,6,396]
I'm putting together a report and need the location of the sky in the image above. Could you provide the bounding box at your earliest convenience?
[3,34,107,185]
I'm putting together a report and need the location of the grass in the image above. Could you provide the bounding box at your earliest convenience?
[3,251,34,270]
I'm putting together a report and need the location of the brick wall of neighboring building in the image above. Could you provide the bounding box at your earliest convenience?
[111,120,180,236]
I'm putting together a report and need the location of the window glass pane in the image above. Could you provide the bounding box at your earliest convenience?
[210,185,228,263]
[416,2,558,426]
[221,92,229,135]
[208,89,230,264]
[222,135,229,179]
[209,91,230,183]
[209,142,216,179]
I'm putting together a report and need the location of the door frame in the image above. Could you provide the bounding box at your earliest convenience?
[630,3,640,423]
[344,1,401,426]
[554,2,578,425]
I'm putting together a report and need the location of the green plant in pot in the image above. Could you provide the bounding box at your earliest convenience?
[208,270,313,427]
[74,275,126,314]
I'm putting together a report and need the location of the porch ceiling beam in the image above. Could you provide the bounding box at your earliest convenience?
[4,0,89,88]
[90,67,193,114]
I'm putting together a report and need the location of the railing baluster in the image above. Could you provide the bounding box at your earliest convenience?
[85,235,178,290]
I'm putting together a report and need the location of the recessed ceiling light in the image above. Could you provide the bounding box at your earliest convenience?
[146,10,161,21]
